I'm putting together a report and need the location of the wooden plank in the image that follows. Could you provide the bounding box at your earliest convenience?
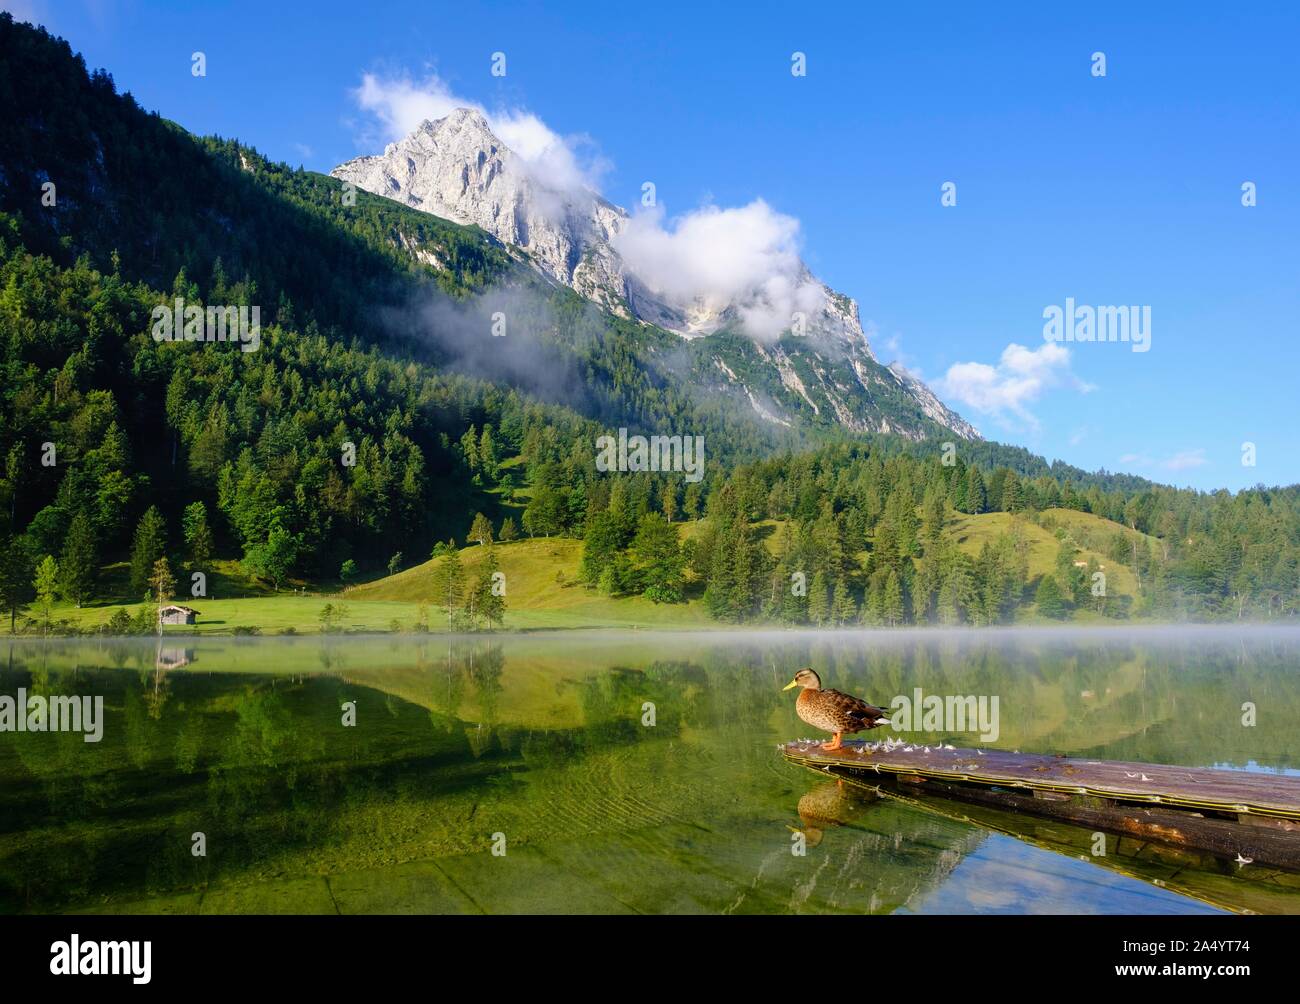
[837,774,1300,914]
[781,740,1300,819]
[890,773,1300,871]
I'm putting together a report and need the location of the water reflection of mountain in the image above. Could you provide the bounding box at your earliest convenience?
[2,629,1297,914]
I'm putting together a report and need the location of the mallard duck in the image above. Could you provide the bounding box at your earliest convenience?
[783,668,891,751]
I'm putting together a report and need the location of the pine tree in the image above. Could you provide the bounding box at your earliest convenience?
[661,482,679,523]
[499,517,518,542]
[580,510,623,585]
[632,511,684,603]
[921,489,947,548]
[883,569,904,627]
[0,533,34,632]
[182,501,214,568]
[1035,574,1067,618]
[129,506,167,597]
[460,425,480,477]
[478,424,498,481]
[937,566,963,625]
[831,576,857,625]
[430,549,465,628]
[807,569,831,626]
[60,511,97,607]
[1001,473,1022,512]
[862,568,886,625]
[683,483,702,521]
[3,446,27,530]
[948,464,968,513]
[966,467,987,515]
[474,547,506,629]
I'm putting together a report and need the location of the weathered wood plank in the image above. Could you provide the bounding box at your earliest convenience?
[842,775,1300,913]
[781,740,1300,819]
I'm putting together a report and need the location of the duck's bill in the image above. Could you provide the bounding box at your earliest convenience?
[782,680,799,691]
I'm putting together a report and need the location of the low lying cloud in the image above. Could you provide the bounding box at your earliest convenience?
[352,71,608,194]
[613,201,825,341]
[935,342,1092,430]
[1119,448,1208,472]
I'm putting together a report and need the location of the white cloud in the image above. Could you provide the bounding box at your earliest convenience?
[613,201,825,341]
[1120,449,1208,472]
[349,71,825,341]
[935,342,1092,430]
[351,71,607,194]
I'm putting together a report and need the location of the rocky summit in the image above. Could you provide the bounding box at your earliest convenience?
[332,108,979,440]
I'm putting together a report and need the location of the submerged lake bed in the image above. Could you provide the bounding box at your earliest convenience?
[2,626,1298,915]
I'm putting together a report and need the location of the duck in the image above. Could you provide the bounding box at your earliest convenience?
[783,668,892,751]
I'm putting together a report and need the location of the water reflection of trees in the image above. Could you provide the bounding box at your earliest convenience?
[4,632,1300,913]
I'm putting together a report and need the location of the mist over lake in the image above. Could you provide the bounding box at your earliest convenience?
[4,626,1297,915]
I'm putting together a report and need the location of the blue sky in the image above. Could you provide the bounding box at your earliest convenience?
[12,0,1299,491]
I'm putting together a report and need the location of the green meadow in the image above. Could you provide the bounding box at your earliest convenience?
[11,508,1154,637]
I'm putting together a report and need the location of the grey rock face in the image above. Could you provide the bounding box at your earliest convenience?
[332,108,978,440]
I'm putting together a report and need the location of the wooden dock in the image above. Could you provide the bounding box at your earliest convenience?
[781,740,1300,871]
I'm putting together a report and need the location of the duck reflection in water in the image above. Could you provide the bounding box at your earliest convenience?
[791,778,883,848]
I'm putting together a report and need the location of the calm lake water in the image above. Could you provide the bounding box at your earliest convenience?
[2,626,1299,915]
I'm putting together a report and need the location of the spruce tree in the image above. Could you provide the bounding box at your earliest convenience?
[0,533,35,631]
[966,467,987,515]
[430,549,465,629]
[938,567,963,625]
[475,547,506,629]
[807,569,831,626]
[129,506,167,597]
[884,569,904,627]
[832,576,857,625]
[182,501,214,568]
[1035,575,1067,618]
[60,511,97,607]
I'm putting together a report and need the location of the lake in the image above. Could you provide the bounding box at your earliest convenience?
[2,626,1298,915]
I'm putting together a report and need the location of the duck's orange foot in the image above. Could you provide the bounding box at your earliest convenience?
[821,733,844,751]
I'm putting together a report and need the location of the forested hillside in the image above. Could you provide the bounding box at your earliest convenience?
[1,14,1297,633]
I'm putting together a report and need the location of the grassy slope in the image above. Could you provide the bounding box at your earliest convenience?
[348,536,716,628]
[19,509,1152,635]
[948,508,1145,595]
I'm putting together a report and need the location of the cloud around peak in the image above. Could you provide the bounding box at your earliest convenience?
[348,70,825,342]
[613,200,825,341]
[351,71,608,194]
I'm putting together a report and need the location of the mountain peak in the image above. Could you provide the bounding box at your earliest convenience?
[330,119,980,441]
[422,106,496,138]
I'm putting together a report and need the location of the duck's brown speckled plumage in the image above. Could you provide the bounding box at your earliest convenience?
[784,668,889,749]
[795,686,890,735]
